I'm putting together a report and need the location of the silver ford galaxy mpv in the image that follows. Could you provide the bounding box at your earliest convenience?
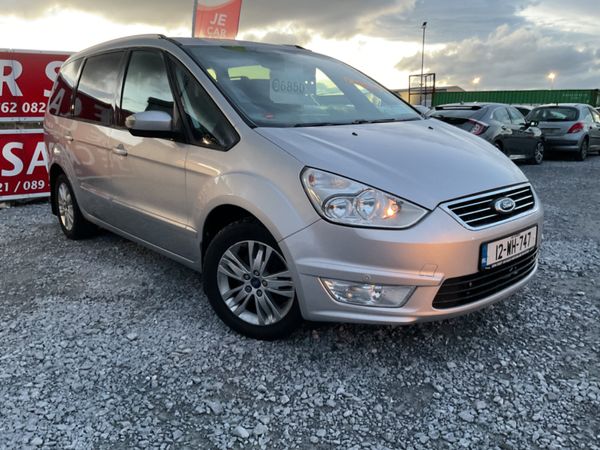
[45,35,543,340]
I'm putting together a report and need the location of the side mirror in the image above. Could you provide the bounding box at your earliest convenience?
[125,111,175,138]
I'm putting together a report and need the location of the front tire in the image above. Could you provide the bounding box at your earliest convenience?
[53,174,96,239]
[203,221,302,340]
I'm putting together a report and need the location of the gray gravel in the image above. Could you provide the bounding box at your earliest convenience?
[1,156,599,449]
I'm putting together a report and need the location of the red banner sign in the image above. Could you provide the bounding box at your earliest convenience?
[0,130,49,200]
[193,0,243,39]
[0,50,71,120]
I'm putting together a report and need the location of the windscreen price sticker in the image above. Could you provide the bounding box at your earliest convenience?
[270,68,316,104]
[0,130,50,201]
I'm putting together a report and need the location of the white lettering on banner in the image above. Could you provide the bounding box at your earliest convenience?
[0,60,24,96]
[26,142,49,175]
[43,61,63,97]
[209,13,227,26]
[1,142,24,176]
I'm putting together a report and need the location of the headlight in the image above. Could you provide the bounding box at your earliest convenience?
[301,168,428,228]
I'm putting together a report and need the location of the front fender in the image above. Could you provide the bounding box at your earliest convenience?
[192,171,320,246]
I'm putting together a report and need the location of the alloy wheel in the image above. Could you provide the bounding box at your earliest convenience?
[57,182,75,231]
[216,240,295,326]
[534,142,544,164]
[580,140,588,160]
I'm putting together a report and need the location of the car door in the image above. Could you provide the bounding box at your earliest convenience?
[491,106,517,155]
[508,106,538,158]
[106,49,195,260]
[588,108,600,150]
[69,51,125,220]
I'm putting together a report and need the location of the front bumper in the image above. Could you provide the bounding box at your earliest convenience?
[281,202,543,324]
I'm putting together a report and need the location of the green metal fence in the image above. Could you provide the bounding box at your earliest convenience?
[432,89,600,107]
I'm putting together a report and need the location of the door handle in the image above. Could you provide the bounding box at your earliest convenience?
[65,133,74,142]
[112,144,128,156]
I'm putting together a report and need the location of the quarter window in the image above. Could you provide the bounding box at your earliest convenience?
[48,58,83,117]
[581,108,592,123]
[119,51,175,127]
[74,52,124,125]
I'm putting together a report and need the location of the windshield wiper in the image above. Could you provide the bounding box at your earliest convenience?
[293,122,345,127]
[351,117,420,124]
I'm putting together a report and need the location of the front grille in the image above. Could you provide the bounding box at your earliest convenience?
[445,185,535,229]
[432,249,538,309]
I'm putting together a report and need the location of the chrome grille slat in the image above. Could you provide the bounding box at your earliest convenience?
[444,185,536,229]
[464,213,500,224]
[514,195,533,202]
[461,206,494,217]
[514,202,534,210]
[452,198,495,210]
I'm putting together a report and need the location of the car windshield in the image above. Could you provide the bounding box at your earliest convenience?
[528,107,579,122]
[187,45,421,127]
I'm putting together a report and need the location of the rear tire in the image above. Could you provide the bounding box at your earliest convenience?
[529,141,544,165]
[576,138,588,161]
[53,174,97,240]
[203,221,302,340]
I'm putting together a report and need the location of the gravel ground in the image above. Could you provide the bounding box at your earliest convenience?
[1,155,599,449]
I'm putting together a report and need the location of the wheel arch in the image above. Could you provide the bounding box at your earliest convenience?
[201,204,264,261]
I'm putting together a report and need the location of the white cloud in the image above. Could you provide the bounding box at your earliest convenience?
[0,9,188,52]
[396,24,600,90]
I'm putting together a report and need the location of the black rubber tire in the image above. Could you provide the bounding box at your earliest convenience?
[576,138,588,161]
[53,174,97,240]
[528,141,545,165]
[203,221,302,340]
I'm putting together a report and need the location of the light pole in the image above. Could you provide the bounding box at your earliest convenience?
[420,21,427,105]
[547,72,556,90]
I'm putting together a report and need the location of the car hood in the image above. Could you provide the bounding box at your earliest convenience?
[255,119,528,210]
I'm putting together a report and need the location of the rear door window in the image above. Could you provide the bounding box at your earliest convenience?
[492,107,511,124]
[508,107,526,126]
[74,51,125,126]
[48,58,83,117]
[118,50,175,127]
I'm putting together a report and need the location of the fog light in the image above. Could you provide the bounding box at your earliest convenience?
[321,279,415,308]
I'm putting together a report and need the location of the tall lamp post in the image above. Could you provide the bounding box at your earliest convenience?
[420,21,427,106]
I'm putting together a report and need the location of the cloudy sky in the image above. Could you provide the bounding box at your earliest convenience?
[1,0,598,90]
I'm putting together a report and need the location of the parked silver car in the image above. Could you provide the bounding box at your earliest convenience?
[44,35,543,339]
[527,104,600,160]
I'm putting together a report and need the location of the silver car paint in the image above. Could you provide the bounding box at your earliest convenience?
[533,104,600,152]
[45,35,544,325]
[256,119,528,210]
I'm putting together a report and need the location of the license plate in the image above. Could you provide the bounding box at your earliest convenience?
[481,226,537,269]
